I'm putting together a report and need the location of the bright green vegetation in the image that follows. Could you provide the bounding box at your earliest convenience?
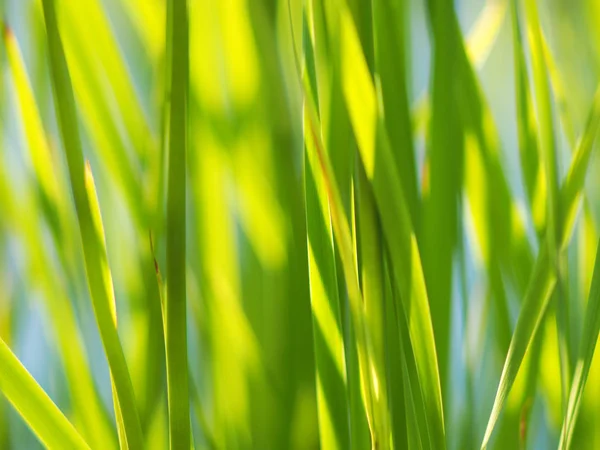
[1,0,600,449]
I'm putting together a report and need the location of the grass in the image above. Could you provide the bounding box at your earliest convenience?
[1,0,600,449]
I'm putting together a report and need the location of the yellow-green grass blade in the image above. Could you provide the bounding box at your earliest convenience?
[3,25,118,449]
[382,267,409,450]
[524,0,569,405]
[303,24,350,450]
[189,128,261,448]
[0,337,90,450]
[305,103,374,449]
[422,0,465,394]
[165,0,190,448]
[0,181,117,449]
[304,2,383,447]
[372,0,418,229]
[481,85,600,448]
[541,34,577,151]
[356,164,392,450]
[382,251,431,450]
[50,0,147,227]
[510,0,545,236]
[558,239,600,448]
[41,0,144,447]
[452,9,527,355]
[121,0,165,64]
[331,5,445,448]
[3,22,79,272]
[54,0,167,424]
[4,25,60,216]
[56,0,156,165]
[412,0,508,136]
[12,5,166,425]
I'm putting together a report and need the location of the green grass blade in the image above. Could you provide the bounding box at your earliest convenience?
[41,0,144,447]
[356,164,392,449]
[57,0,155,162]
[165,0,190,448]
[559,239,600,448]
[334,7,445,447]
[304,2,387,447]
[510,0,544,235]
[412,0,508,136]
[4,25,60,213]
[53,0,147,227]
[481,85,600,448]
[422,0,465,393]
[371,0,418,225]
[524,0,569,405]
[3,25,119,448]
[0,337,90,450]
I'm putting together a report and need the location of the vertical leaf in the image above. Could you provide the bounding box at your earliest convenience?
[165,0,190,448]
[41,0,144,447]
[0,338,90,449]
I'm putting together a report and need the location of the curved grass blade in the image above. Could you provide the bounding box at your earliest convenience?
[356,164,392,450]
[3,25,119,448]
[481,85,600,449]
[304,2,386,447]
[0,337,90,450]
[412,0,508,135]
[41,0,144,447]
[4,25,60,213]
[422,0,465,393]
[510,0,544,235]
[558,239,600,448]
[305,131,351,450]
[372,0,418,232]
[52,0,147,227]
[56,0,154,161]
[523,0,570,406]
[303,12,351,448]
[165,0,190,448]
[335,8,445,448]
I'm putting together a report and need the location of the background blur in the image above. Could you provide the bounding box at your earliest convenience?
[1,0,600,448]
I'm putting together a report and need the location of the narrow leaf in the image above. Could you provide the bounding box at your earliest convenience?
[41,0,144,447]
[165,0,190,448]
[0,338,90,450]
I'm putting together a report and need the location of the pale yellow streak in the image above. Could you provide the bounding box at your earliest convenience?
[307,242,347,379]
[5,30,60,207]
[233,125,287,269]
[412,0,508,135]
[540,313,562,427]
[340,9,377,177]
[217,0,260,106]
[84,163,118,326]
[121,0,165,62]
[464,131,490,266]
[316,373,340,450]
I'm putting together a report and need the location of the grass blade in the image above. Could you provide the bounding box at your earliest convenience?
[334,7,446,447]
[305,129,350,450]
[0,337,90,449]
[356,164,392,449]
[559,239,600,448]
[510,0,544,235]
[371,0,418,224]
[165,0,190,448]
[422,0,464,393]
[524,0,570,407]
[3,24,119,448]
[412,0,508,136]
[41,0,144,447]
[481,85,600,448]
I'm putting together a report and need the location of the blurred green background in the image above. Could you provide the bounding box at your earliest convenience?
[1,0,600,449]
